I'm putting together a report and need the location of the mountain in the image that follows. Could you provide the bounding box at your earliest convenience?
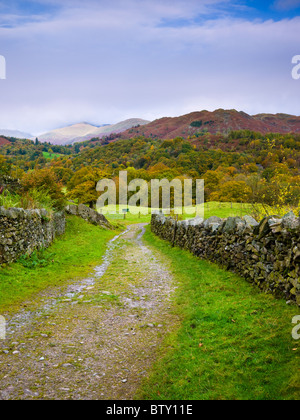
[116,110,300,140]
[3,110,300,146]
[0,129,33,139]
[70,118,151,144]
[37,118,151,145]
[37,122,101,145]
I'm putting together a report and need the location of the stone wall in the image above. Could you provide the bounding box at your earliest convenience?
[65,204,112,229]
[0,207,66,265]
[151,212,300,305]
[0,176,21,193]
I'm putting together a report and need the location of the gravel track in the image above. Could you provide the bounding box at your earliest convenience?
[0,224,178,400]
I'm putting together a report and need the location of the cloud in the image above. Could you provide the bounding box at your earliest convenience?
[0,1,299,133]
[0,0,240,28]
[273,0,300,10]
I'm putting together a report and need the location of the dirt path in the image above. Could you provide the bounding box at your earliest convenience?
[0,224,178,400]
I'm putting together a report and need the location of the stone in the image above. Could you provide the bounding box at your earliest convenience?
[255,216,274,239]
[203,216,223,229]
[243,215,259,227]
[282,211,299,230]
[187,216,204,227]
[211,223,221,232]
[222,217,245,233]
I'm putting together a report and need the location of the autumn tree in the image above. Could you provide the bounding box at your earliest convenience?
[210,180,252,203]
[0,155,11,176]
[67,167,111,208]
[21,168,66,210]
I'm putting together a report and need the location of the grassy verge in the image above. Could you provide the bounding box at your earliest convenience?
[0,216,118,314]
[137,227,300,400]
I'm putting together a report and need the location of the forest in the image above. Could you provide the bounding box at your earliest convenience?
[0,129,300,216]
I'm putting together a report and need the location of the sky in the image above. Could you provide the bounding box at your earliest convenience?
[0,0,299,135]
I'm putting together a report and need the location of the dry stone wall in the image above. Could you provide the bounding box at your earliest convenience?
[0,176,20,192]
[0,207,65,265]
[151,212,300,305]
[65,204,112,229]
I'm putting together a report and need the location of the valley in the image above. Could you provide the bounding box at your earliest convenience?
[0,108,299,401]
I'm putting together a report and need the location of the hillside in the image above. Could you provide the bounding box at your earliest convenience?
[38,123,100,145]
[116,110,300,140]
[3,110,300,146]
[71,118,150,144]
[38,119,151,145]
[0,136,11,146]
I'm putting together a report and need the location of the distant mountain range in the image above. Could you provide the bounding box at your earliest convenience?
[0,129,34,139]
[116,110,300,140]
[37,122,104,145]
[1,110,300,146]
[36,118,150,145]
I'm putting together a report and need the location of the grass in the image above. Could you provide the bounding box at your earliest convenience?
[42,152,62,160]
[203,201,252,219]
[0,216,118,314]
[0,191,23,209]
[137,227,300,400]
[0,189,59,212]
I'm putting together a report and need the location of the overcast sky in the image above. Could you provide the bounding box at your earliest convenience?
[0,0,299,135]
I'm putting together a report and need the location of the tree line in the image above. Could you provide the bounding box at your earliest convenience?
[0,131,299,215]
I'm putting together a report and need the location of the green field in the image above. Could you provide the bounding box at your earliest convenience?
[105,201,253,225]
[42,152,62,160]
[136,227,300,400]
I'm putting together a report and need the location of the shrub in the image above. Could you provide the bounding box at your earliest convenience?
[18,249,55,269]
[21,168,66,210]
[190,120,203,128]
